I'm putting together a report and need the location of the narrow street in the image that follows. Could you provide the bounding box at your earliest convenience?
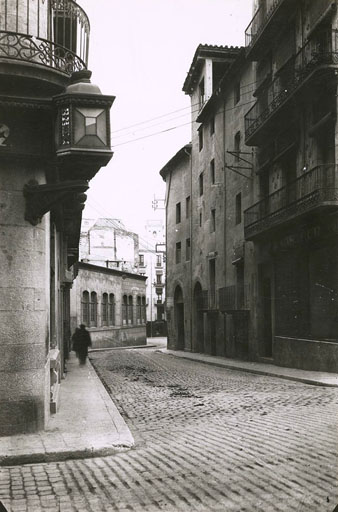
[1,342,338,512]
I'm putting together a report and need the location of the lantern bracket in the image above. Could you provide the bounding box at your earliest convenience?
[24,179,89,226]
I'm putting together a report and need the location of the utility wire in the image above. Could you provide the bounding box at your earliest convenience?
[111,98,256,148]
[110,77,262,137]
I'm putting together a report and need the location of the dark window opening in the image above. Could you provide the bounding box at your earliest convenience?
[210,159,215,184]
[199,172,204,196]
[176,242,181,264]
[176,202,181,224]
[211,209,216,232]
[235,192,242,225]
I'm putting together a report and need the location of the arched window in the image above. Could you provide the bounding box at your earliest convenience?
[122,295,128,325]
[81,291,89,326]
[141,296,146,324]
[90,292,97,327]
[109,293,115,326]
[101,293,108,326]
[128,295,133,325]
[137,296,142,325]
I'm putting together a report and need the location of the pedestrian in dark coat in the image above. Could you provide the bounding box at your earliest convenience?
[72,324,92,365]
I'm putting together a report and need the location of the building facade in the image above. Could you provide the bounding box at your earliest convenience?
[70,263,147,348]
[80,218,139,273]
[162,45,255,359]
[139,219,166,335]
[244,0,338,371]
[0,0,113,435]
[163,0,338,373]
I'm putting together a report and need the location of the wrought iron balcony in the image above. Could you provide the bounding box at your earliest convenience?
[0,0,89,76]
[245,30,338,145]
[245,0,296,60]
[244,165,338,240]
[219,285,249,312]
[195,290,218,311]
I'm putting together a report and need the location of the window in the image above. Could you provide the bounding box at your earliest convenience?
[90,292,97,327]
[211,209,216,232]
[198,126,203,151]
[122,295,128,325]
[101,293,108,326]
[139,254,144,266]
[234,81,241,105]
[186,196,191,218]
[156,254,162,267]
[176,242,181,264]
[156,273,162,284]
[199,211,202,227]
[108,293,115,325]
[186,238,191,261]
[199,172,204,196]
[210,159,215,184]
[234,131,241,162]
[235,192,242,224]
[81,291,89,326]
[210,116,215,135]
[199,78,205,108]
[128,295,133,324]
[137,296,142,324]
[176,202,181,224]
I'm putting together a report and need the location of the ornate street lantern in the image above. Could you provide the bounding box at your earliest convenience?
[54,70,115,180]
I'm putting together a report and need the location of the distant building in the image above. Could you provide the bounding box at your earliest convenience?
[80,218,139,273]
[138,219,167,336]
[70,263,147,349]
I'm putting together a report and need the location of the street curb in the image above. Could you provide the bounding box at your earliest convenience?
[0,444,132,467]
[89,344,157,353]
[159,350,338,388]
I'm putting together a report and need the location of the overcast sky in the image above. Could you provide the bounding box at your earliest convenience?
[80,0,253,236]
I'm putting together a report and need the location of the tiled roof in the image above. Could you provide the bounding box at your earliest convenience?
[182,44,243,94]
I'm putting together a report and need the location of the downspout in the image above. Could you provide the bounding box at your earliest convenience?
[184,146,193,352]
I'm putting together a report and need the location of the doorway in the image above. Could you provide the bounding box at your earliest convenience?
[174,286,185,350]
[193,282,204,353]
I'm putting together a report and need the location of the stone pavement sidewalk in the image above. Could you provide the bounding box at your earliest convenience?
[0,354,134,467]
[159,347,338,387]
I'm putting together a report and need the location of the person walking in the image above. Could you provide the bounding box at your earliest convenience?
[72,324,92,365]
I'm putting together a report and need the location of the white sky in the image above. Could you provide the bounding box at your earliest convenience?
[80,0,253,236]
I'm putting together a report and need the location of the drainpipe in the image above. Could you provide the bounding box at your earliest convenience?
[184,145,193,352]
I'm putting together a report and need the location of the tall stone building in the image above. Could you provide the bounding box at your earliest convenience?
[162,45,254,357]
[0,0,114,435]
[162,0,338,372]
[244,0,338,371]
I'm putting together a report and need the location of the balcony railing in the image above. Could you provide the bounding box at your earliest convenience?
[245,0,296,56]
[245,30,338,142]
[244,165,338,239]
[219,285,249,312]
[0,0,89,75]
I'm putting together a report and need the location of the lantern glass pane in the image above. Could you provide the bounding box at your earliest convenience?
[85,117,97,135]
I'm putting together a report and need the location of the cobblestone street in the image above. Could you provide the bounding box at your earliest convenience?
[1,344,338,512]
